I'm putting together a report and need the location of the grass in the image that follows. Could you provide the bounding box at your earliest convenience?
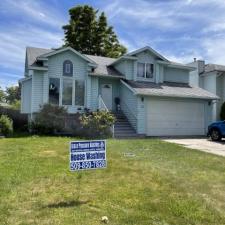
[0,136,225,225]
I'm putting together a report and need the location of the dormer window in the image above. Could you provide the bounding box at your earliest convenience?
[137,63,154,78]
[63,60,73,76]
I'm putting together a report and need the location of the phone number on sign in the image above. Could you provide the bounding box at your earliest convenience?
[70,160,106,170]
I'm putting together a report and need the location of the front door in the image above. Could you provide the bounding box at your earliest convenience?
[101,84,113,110]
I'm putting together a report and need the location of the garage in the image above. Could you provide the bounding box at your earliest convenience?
[146,99,205,136]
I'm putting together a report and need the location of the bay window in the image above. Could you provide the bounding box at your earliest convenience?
[75,80,85,106]
[49,77,85,107]
[49,78,60,105]
[137,62,154,79]
[62,79,73,105]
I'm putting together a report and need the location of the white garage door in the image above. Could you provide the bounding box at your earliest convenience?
[146,99,205,136]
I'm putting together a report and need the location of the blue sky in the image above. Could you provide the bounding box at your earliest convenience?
[1,0,225,88]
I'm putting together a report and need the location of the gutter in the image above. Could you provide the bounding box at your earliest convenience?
[133,91,219,100]
[19,76,32,83]
[89,73,124,79]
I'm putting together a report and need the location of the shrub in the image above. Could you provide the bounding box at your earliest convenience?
[0,106,27,131]
[220,102,225,120]
[30,104,68,134]
[10,100,21,110]
[0,115,13,136]
[80,110,115,138]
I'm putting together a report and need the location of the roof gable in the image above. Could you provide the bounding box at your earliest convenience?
[127,46,169,62]
[26,47,53,66]
[38,47,97,65]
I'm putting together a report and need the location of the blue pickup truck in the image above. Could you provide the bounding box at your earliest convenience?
[208,121,225,141]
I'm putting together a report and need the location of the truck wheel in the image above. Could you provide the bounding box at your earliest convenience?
[210,129,222,141]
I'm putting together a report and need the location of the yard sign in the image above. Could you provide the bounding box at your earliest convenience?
[70,140,106,171]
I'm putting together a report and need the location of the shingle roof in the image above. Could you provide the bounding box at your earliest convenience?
[204,64,225,73]
[124,80,219,100]
[26,47,122,77]
[26,47,53,66]
[84,54,122,77]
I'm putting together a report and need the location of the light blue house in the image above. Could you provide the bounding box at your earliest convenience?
[20,46,218,137]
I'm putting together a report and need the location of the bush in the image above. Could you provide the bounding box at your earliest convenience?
[220,102,225,120]
[80,110,115,138]
[0,106,27,131]
[30,104,68,134]
[0,115,13,136]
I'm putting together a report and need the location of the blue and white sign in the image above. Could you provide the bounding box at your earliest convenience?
[70,140,107,171]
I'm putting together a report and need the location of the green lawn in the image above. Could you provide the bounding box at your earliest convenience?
[0,136,225,225]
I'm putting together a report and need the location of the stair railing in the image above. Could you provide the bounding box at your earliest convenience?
[98,95,114,138]
[98,95,109,112]
[120,99,137,131]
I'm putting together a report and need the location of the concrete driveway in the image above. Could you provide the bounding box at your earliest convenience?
[163,137,225,157]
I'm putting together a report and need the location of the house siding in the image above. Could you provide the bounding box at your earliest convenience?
[120,82,138,130]
[216,75,223,119]
[21,78,32,113]
[126,60,134,80]
[137,96,145,134]
[99,78,120,111]
[115,61,126,76]
[114,60,133,80]
[164,67,189,83]
[47,50,88,113]
[90,76,99,111]
[32,71,44,112]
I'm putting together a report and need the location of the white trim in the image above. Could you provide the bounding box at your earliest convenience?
[134,91,219,100]
[156,60,195,71]
[37,47,97,65]
[19,76,32,83]
[127,46,169,62]
[89,73,124,79]
[28,66,48,71]
[109,55,138,66]
[100,83,113,110]
[62,78,73,106]
[120,80,137,95]
[136,62,154,82]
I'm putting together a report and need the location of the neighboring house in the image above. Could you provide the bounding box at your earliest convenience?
[19,46,218,137]
[188,59,225,121]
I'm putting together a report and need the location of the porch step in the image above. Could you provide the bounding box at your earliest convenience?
[113,112,138,138]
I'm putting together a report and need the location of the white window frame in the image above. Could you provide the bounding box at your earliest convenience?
[62,78,73,106]
[48,76,85,108]
[137,62,154,81]
[65,63,71,74]
[75,80,85,107]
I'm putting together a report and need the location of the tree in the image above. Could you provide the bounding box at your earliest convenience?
[63,5,127,57]
[5,85,21,104]
[0,87,5,102]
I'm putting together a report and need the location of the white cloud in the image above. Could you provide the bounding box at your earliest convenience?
[202,36,225,64]
[0,0,66,28]
[0,24,63,70]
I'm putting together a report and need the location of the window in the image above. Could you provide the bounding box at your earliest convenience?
[63,60,73,76]
[137,63,145,78]
[146,63,154,78]
[75,80,85,106]
[49,78,60,105]
[62,79,73,105]
[137,62,154,79]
